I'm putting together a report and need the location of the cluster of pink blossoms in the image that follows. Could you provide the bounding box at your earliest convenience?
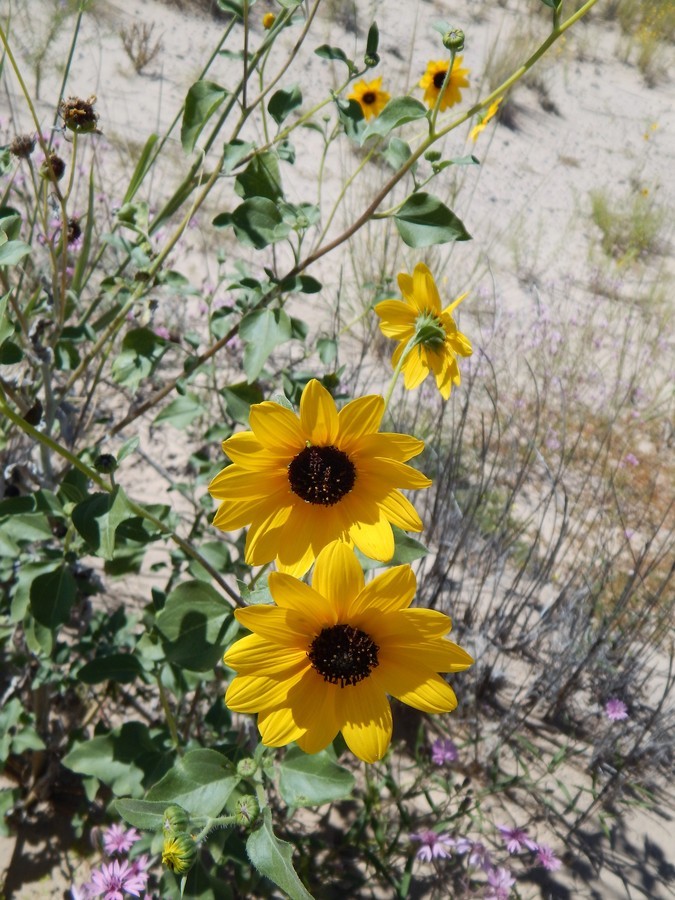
[71,825,152,900]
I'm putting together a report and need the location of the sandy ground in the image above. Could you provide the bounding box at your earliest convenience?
[1,0,673,896]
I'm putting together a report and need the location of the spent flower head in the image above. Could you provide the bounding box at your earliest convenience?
[9,133,36,159]
[59,95,100,134]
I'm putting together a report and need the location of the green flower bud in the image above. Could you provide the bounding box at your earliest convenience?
[236,757,258,778]
[162,804,190,836]
[234,794,260,827]
[93,453,118,474]
[162,832,197,874]
[442,29,465,52]
[424,150,442,162]
[364,52,380,68]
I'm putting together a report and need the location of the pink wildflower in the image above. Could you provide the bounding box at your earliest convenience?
[485,866,516,899]
[102,824,141,856]
[497,825,538,854]
[431,738,459,765]
[535,844,562,871]
[604,698,629,721]
[86,859,147,899]
[410,830,455,862]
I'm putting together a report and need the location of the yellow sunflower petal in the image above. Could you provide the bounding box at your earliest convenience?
[209,466,285,499]
[249,402,306,452]
[336,395,385,445]
[268,572,333,628]
[397,271,422,312]
[373,300,417,339]
[275,542,316,578]
[221,431,289,470]
[337,680,393,763]
[234,605,310,645]
[392,641,474,673]
[275,503,349,576]
[402,347,430,390]
[258,706,306,747]
[300,379,339,444]
[224,633,308,674]
[348,511,395,561]
[375,608,454,642]
[312,540,364,616]
[357,457,432,491]
[372,662,458,713]
[355,432,425,462]
[412,262,441,313]
[349,564,417,617]
[292,676,341,754]
[225,668,306,712]
[244,501,294,566]
[212,496,272,531]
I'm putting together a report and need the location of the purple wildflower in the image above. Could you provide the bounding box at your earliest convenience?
[497,825,538,854]
[604,698,629,721]
[410,830,455,862]
[86,859,147,899]
[622,453,639,467]
[467,841,492,870]
[484,866,516,899]
[128,854,150,878]
[535,844,562,871]
[431,738,459,765]
[102,824,141,856]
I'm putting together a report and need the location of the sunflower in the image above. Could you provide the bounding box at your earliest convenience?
[469,97,503,142]
[419,57,470,112]
[374,262,472,399]
[209,379,431,577]
[348,77,391,121]
[224,541,473,762]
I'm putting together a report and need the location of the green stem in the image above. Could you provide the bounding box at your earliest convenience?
[157,676,181,750]
[429,49,456,136]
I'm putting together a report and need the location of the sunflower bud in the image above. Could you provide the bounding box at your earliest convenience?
[424,150,442,162]
[263,12,275,29]
[162,832,197,874]
[59,95,100,134]
[364,52,380,68]
[40,153,66,182]
[162,804,190,836]
[236,757,258,778]
[442,29,465,52]
[93,453,117,474]
[234,795,260,827]
[9,134,36,159]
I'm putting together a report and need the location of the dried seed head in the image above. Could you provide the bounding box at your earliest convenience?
[59,95,100,134]
[67,218,82,245]
[9,134,36,159]
[40,153,66,182]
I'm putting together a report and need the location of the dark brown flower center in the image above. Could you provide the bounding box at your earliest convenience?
[308,624,380,687]
[433,70,448,89]
[288,445,356,506]
[361,91,377,105]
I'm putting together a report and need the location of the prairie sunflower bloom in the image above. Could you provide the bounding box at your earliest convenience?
[348,76,391,120]
[374,262,472,399]
[224,541,473,762]
[419,57,470,111]
[469,97,503,142]
[209,379,431,577]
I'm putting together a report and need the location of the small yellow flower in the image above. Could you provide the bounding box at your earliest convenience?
[348,77,391,120]
[374,263,472,400]
[263,12,275,29]
[419,57,470,111]
[209,379,431,577]
[224,541,473,763]
[469,97,502,142]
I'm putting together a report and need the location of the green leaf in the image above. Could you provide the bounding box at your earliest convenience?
[0,240,31,267]
[77,653,144,684]
[155,580,233,671]
[235,152,283,202]
[30,564,77,628]
[181,81,228,154]
[361,97,427,143]
[382,137,413,172]
[317,337,337,366]
[278,747,355,807]
[123,133,159,204]
[0,208,22,241]
[72,166,96,295]
[71,487,133,560]
[314,45,352,67]
[223,139,255,175]
[214,199,291,250]
[0,340,22,364]
[278,274,322,294]
[394,192,471,247]
[268,85,302,126]
[240,308,292,382]
[154,394,204,429]
[111,327,167,390]
[0,293,15,347]
[540,0,562,7]
[113,798,169,831]
[247,810,314,900]
[146,749,239,817]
